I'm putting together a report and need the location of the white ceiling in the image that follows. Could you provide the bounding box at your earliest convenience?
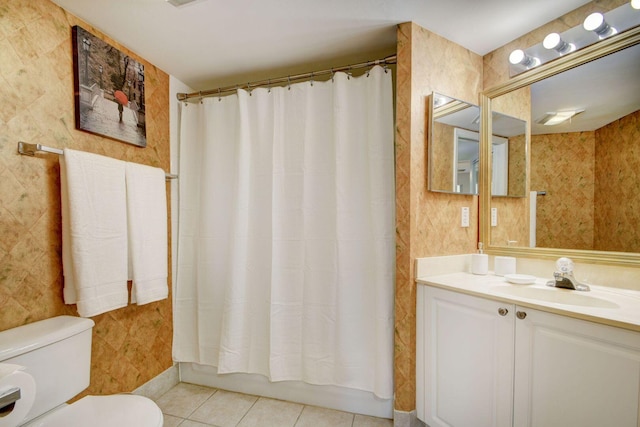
[51,0,593,91]
[531,43,640,134]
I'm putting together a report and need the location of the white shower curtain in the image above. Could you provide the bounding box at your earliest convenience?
[174,66,395,399]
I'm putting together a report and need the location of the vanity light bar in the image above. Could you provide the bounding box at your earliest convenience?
[508,2,640,77]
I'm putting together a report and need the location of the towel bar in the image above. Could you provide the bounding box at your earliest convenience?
[17,142,178,180]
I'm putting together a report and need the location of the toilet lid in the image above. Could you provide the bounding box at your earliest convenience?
[23,394,163,427]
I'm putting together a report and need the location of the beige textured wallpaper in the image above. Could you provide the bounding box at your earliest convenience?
[594,110,640,252]
[508,134,527,196]
[529,110,638,252]
[395,22,482,412]
[530,110,639,252]
[430,120,456,192]
[0,0,172,397]
[531,132,596,250]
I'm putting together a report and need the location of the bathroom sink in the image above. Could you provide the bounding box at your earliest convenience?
[491,285,619,309]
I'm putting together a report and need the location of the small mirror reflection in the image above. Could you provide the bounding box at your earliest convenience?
[428,93,480,195]
[428,92,527,197]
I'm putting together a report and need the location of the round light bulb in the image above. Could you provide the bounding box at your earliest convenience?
[632,0,640,10]
[543,33,574,54]
[583,12,605,32]
[509,49,525,65]
[543,33,561,50]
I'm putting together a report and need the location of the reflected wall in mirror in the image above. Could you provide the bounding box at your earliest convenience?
[429,93,480,195]
[491,112,527,198]
[528,43,640,253]
[483,28,640,262]
[428,93,527,197]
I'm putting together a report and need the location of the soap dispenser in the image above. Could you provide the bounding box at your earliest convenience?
[471,243,488,275]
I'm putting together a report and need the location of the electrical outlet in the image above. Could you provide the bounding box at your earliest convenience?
[491,207,498,227]
[461,207,470,227]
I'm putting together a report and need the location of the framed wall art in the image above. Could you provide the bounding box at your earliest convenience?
[72,25,147,147]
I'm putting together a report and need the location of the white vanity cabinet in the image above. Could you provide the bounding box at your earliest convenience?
[417,285,515,427]
[417,285,640,427]
[513,306,640,427]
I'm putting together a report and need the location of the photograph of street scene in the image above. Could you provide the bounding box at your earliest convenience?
[73,25,146,147]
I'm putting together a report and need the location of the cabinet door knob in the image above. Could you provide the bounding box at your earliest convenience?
[516,311,527,320]
[498,308,509,316]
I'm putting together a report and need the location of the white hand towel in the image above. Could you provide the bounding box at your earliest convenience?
[126,162,168,305]
[60,149,129,317]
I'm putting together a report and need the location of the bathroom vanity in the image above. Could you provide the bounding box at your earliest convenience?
[416,272,640,427]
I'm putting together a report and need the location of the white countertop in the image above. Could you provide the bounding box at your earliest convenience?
[417,272,640,332]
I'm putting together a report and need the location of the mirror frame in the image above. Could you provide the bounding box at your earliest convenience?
[479,26,640,267]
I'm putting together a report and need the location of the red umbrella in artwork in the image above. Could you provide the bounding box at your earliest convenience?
[114,90,128,106]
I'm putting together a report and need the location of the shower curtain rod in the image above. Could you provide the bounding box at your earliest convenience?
[17,142,178,180]
[176,54,397,101]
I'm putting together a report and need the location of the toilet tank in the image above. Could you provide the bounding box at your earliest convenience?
[0,316,95,423]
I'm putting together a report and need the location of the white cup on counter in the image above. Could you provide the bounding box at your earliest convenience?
[494,256,516,276]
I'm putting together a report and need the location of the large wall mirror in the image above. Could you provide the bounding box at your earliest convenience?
[428,93,527,197]
[480,25,640,266]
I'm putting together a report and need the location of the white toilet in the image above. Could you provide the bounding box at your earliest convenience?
[0,316,163,427]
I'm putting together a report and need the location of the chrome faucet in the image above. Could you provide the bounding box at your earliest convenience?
[547,271,590,291]
[546,257,590,292]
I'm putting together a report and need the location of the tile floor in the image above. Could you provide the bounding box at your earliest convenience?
[155,383,393,427]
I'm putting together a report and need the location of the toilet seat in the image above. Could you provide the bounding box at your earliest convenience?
[22,394,163,427]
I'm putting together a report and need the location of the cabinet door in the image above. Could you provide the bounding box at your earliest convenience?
[417,286,515,427]
[514,307,640,427]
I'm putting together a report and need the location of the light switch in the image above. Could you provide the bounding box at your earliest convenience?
[491,207,498,227]
[461,207,470,227]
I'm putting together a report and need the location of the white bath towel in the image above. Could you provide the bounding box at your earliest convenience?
[60,149,129,317]
[126,162,168,305]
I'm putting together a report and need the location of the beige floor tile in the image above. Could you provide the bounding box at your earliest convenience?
[294,405,354,427]
[156,383,216,418]
[353,414,393,427]
[189,390,258,427]
[162,414,183,427]
[236,397,304,427]
[178,421,215,427]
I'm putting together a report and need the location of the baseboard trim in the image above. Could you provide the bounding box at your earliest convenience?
[133,364,179,400]
[394,409,426,427]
